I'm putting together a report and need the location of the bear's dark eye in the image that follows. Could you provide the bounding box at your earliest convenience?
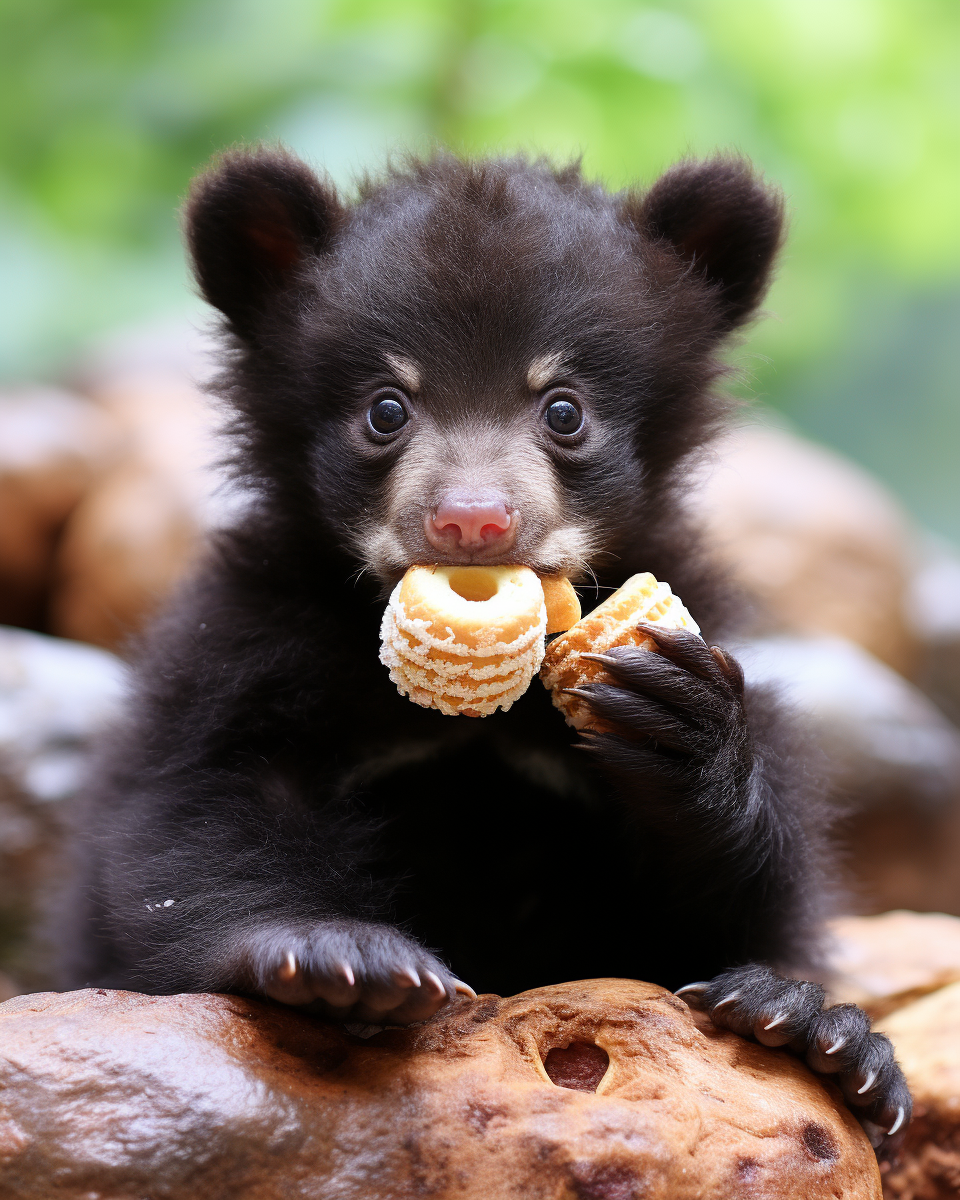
[545,396,583,436]
[368,393,408,436]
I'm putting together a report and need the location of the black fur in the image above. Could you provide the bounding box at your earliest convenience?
[64,148,909,1155]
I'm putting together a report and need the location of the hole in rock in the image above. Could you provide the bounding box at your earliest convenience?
[543,1041,609,1092]
[801,1121,838,1162]
[737,1157,759,1182]
[448,568,499,602]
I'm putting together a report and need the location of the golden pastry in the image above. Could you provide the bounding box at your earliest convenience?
[540,574,582,634]
[380,565,548,717]
[540,572,700,729]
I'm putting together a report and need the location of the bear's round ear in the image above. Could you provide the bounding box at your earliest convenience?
[184,147,344,336]
[622,157,785,332]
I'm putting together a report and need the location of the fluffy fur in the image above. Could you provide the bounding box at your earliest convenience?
[64,148,909,1155]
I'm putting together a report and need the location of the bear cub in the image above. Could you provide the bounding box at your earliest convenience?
[66,148,909,1155]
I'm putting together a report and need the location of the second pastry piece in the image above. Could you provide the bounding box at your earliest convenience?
[540,572,700,730]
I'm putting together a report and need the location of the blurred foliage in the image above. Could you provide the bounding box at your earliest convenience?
[1,0,958,531]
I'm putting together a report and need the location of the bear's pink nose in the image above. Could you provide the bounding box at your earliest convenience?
[425,492,514,551]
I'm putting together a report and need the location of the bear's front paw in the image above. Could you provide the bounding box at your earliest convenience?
[676,964,912,1161]
[233,920,474,1024]
[568,625,751,790]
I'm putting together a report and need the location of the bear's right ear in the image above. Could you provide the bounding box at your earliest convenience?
[621,157,785,333]
[184,148,343,336]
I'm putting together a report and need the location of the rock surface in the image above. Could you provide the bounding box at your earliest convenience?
[0,624,128,803]
[48,325,249,651]
[737,635,960,811]
[0,777,59,994]
[49,458,203,651]
[835,798,960,919]
[877,982,960,1200]
[822,914,960,1197]
[910,540,960,731]
[827,911,960,1018]
[0,386,118,629]
[0,979,880,1200]
[690,421,918,674]
[0,625,128,989]
[737,637,960,915]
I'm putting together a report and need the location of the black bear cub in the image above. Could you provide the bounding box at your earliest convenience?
[66,148,909,1155]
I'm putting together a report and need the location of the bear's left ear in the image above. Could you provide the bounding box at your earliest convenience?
[622,157,785,332]
[184,146,344,337]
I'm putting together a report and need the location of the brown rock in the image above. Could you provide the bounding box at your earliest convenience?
[0,387,118,628]
[692,424,960,906]
[690,422,917,674]
[50,346,233,652]
[0,627,126,990]
[736,636,960,820]
[876,982,960,1199]
[827,911,960,1018]
[836,798,960,920]
[0,978,879,1200]
[909,544,960,729]
[0,776,59,994]
[48,460,202,650]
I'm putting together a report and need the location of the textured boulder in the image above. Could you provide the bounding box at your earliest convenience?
[49,458,203,651]
[736,637,960,915]
[50,326,243,651]
[910,542,960,730]
[690,421,917,674]
[822,917,960,1198]
[0,625,127,803]
[835,796,960,918]
[877,982,960,1200]
[0,979,879,1200]
[0,386,118,629]
[827,911,960,1018]
[736,635,960,813]
[0,626,128,990]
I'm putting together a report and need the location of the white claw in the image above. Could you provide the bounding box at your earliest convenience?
[339,961,356,988]
[713,991,740,1010]
[276,950,297,982]
[674,981,710,998]
[454,980,478,999]
[763,1012,789,1031]
[825,1035,846,1055]
[424,971,446,996]
[887,1106,906,1137]
[857,1069,878,1095]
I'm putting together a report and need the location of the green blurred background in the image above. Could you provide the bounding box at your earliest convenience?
[1,0,957,536]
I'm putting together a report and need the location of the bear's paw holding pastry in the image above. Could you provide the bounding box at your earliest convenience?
[541,571,700,729]
[380,565,580,717]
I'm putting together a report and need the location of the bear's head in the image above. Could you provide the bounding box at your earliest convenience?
[185,149,783,585]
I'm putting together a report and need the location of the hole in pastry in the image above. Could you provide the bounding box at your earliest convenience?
[543,1041,609,1092]
[448,568,499,602]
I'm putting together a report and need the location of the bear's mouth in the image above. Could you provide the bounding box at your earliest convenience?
[358,508,599,590]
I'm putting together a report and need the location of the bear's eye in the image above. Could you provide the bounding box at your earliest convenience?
[368,392,408,436]
[544,395,583,436]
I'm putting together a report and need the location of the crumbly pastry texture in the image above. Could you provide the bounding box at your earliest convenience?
[541,571,701,729]
[380,565,548,717]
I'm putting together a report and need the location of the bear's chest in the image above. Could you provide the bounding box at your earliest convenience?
[354,739,650,995]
